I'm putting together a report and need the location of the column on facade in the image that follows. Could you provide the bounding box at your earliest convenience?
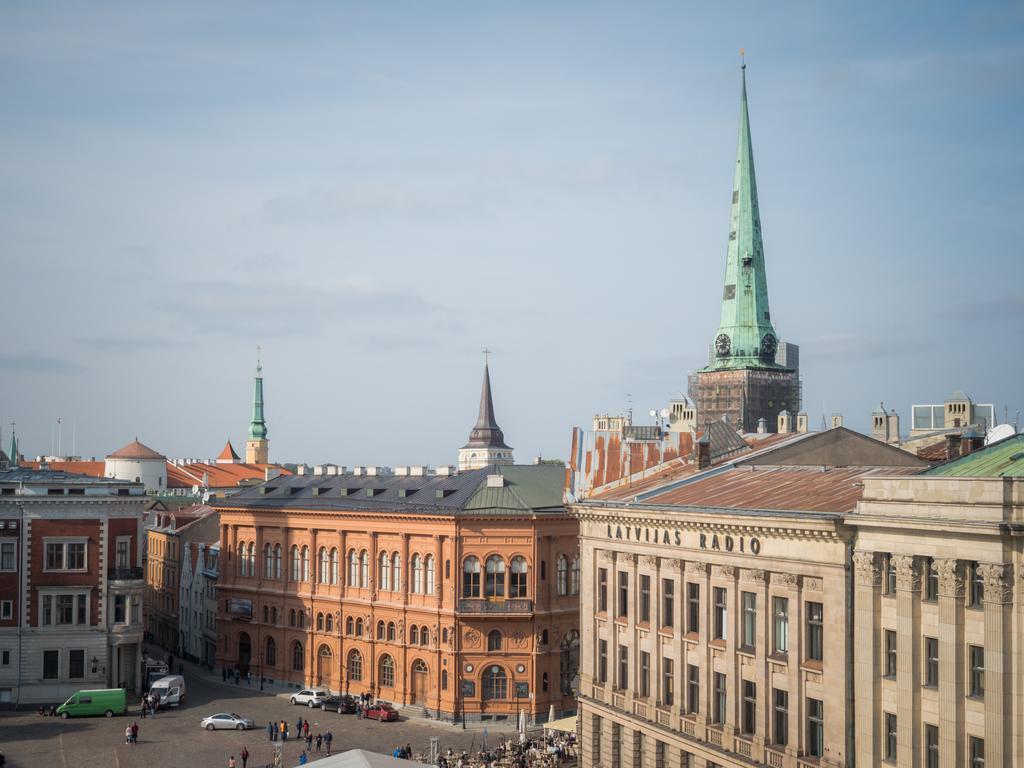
[980,563,1013,767]
[602,717,619,768]
[718,565,738,744]
[641,555,659,709]
[741,568,768,749]
[936,558,965,768]
[337,530,346,589]
[775,572,801,756]
[582,711,602,768]
[306,528,318,680]
[228,524,238,581]
[669,558,684,724]
[893,555,922,768]
[400,533,410,604]
[621,552,638,706]
[369,531,378,599]
[434,534,445,607]
[664,744,685,768]
[255,523,264,586]
[852,552,882,767]
[685,560,708,728]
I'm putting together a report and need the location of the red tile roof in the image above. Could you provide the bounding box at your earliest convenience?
[108,439,164,460]
[216,440,241,462]
[166,461,291,490]
[20,460,106,477]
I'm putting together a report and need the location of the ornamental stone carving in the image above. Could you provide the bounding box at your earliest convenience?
[803,577,823,592]
[640,555,659,569]
[686,561,707,575]
[979,563,1014,604]
[852,551,881,587]
[598,550,614,564]
[773,572,800,589]
[620,553,638,565]
[464,629,481,647]
[893,554,921,592]
[664,558,682,571]
[712,564,737,579]
[935,559,965,598]
[740,568,766,584]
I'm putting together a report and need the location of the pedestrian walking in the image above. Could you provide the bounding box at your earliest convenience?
[125,725,133,745]
[246,670,252,686]
[298,751,308,766]
[306,733,313,751]
[295,716,302,736]
[281,720,288,741]
[267,721,274,741]
[222,666,227,682]
[234,669,240,684]
[131,722,139,744]
[228,757,236,768]
[324,731,333,756]
[140,697,147,718]
[240,746,249,768]
[316,734,322,753]
[303,719,310,738]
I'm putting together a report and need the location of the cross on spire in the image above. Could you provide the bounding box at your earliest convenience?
[482,347,491,366]
[256,344,262,375]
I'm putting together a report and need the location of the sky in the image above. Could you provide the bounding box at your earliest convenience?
[1,1,1022,466]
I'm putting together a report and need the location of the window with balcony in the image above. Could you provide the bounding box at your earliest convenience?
[485,556,505,598]
[598,640,608,684]
[712,672,726,724]
[640,651,650,697]
[662,658,674,706]
[741,680,756,734]
[463,557,481,598]
[686,664,699,714]
[618,646,628,689]
[807,697,823,757]
[510,557,527,598]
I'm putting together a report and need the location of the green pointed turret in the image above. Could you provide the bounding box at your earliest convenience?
[703,64,785,372]
[248,355,267,441]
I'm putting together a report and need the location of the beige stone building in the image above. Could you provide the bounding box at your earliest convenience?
[847,433,1024,768]
[569,426,927,768]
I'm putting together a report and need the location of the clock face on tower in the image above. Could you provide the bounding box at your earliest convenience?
[760,333,778,362]
[715,333,732,357]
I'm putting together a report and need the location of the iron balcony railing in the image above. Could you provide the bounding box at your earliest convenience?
[107,566,144,581]
[457,598,533,614]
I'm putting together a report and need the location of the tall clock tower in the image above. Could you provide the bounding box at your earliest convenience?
[245,349,269,464]
[690,64,800,433]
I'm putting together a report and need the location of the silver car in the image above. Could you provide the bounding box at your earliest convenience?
[200,712,255,731]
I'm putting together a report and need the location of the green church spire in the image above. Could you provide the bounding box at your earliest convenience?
[704,63,783,372]
[248,347,267,441]
[8,423,18,466]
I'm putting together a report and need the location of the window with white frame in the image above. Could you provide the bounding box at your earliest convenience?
[0,540,16,570]
[44,540,87,571]
[40,591,90,626]
[115,536,131,568]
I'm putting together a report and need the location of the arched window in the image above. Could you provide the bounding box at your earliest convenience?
[510,556,528,598]
[348,650,363,681]
[556,554,568,596]
[238,542,247,576]
[486,555,506,598]
[263,605,269,623]
[329,548,339,585]
[248,543,256,575]
[463,556,481,598]
[359,550,369,587]
[345,616,354,635]
[355,618,363,637]
[266,636,276,667]
[410,625,419,645]
[387,621,396,641]
[488,629,503,651]
[348,549,358,586]
[392,552,402,591]
[425,555,436,595]
[318,547,329,584]
[289,609,296,627]
[420,627,429,646]
[326,614,333,632]
[297,611,305,628]
[377,620,386,640]
[292,641,304,671]
[412,554,423,593]
[316,612,324,631]
[482,665,507,700]
[273,544,282,579]
[271,607,277,624]
[442,669,448,690]
[301,546,310,582]
[442,627,449,644]
[542,629,548,645]
[264,544,273,578]
[570,554,580,595]
[379,654,395,688]
[379,552,391,591]
[290,545,300,581]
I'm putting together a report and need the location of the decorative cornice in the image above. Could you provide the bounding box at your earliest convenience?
[893,554,921,592]
[935,559,965,598]
[852,551,881,587]
[979,562,1013,604]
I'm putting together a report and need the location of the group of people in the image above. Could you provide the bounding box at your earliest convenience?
[35,705,58,716]
[223,664,253,686]
[391,744,415,760]
[123,721,140,745]
[433,732,578,768]
[267,717,334,756]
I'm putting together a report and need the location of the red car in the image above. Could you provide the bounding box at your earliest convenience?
[364,702,399,722]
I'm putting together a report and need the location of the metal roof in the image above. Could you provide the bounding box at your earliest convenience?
[0,468,136,485]
[924,434,1024,478]
[213,464,564,516]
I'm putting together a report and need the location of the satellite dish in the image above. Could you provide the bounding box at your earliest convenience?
[986,423,1016,445]
[660,408,671,419]
[649,410,657,418]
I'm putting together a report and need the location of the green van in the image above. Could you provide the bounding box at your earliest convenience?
[57,688,126,718]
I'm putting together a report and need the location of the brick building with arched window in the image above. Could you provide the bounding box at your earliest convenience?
[213,463,578,723]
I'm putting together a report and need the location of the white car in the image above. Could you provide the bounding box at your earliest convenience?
[290,688,331,708]
[201,712,255,731]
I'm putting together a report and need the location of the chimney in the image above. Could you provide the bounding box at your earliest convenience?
[831,414,844,429]
[777,410,792,434]
[756,417,767,435]
[886,410,901,445]
[944,433,962,461]
[796,412,809,434]
[696,435,711,470]
[961,429,984,456]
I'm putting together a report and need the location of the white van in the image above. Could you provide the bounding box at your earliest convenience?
[150,675,186,708]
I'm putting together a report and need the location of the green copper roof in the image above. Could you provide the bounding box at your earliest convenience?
[924,434,1024,477]
[248,355,267,441]
[702,66,785,372]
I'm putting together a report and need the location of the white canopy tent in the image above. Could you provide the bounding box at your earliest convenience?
[543,715,578,734]
[293,749,432,768]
